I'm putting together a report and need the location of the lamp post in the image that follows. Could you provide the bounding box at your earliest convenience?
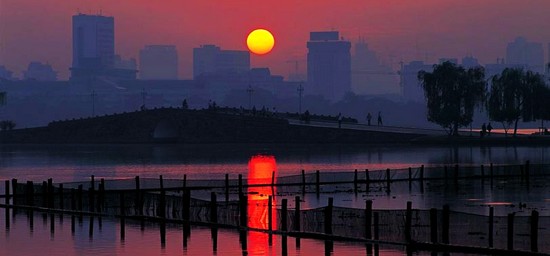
[246,85,254,109]
[297,83,304,114]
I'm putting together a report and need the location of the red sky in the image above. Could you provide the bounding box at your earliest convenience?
[1,0,549,79]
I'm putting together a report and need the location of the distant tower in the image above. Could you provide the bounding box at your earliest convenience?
[193,44,250,79]
[307,31,351,101]
[139,45,179,80]
[506,37,544,74]
[71,14,115,79]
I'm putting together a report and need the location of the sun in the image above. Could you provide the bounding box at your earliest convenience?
[246,29,275,55]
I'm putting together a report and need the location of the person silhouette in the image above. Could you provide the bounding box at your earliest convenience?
[481,123,487,137]
[487,122,493,136]
[377,111,383,126]
[366,112,372,126]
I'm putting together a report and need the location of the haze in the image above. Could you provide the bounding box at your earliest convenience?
[0,0,549,79]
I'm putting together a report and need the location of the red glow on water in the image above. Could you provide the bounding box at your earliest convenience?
[247,155,277,251]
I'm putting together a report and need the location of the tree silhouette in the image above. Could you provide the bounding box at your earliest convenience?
[486,68,548,136]
[418,61,486,135]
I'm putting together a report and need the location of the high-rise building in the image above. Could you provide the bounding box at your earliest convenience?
[139,45,178,80]
[193,45,250,79]
[351,39,399,95]
[401,61,433,103]
[506,37,544,74]
[23,62,57,81]
[307,31,351,101]
[71,14,115,79]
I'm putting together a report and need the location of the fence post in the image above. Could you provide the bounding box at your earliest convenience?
[374,212,379,241]
[135,176,141,215]
[430,208,437,244]
[71,188,75,211]
[442,205,450,244]
[405,201,412,242]
[225,173,229,202]
[27,181,34,206]
[489,206,494,248]
[420,165,424,182]
[365,169,370,184]
[48,178,54,208]
[281,198,287,231]
[365,200,372,240]
[490,163,494,187]
[294,196,300,232]
[325,197,333,235]
[159,175,166,219]
[316,170,320,194]
[120,191,125,241]
[42,181,47,208]
[507,213,514,250]
[354,169,358,190]
[182,189,190,221]
[271,171,275,187]
[211,192,217,224]
[268,196,273,231]
[531,210,539,252]
[238,174,243,198]
[77,184,83,211]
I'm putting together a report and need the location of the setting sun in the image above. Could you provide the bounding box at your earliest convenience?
[246,29,275,55]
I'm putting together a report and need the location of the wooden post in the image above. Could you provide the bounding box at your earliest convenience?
[135,176,142,215]
[271,171,275,187]
[430,208,437,244]
[490,163,494,187]
[225,173,229,202]
[210,192,217,224]
[42,181,47,208]
[71,188,76,211]
[531,210,539,252]
[240,195,248,227]
[442,205,450,244]
[238,174,243,198]
[159,175,166,219]
[405,201,412,242]
[183,174,187,189]
[89,176,95,213]
[281,198,288,231]
[48,178,54,208]
[98,178,105,212]
[4,180,9,203]
[268,196,273,231]
[316,170,320,194]
[386,168,391,193]
[294,196,300,232]
[420,165,424,182]
[182,189,190,221]
[365,169,370,184]
[354,169,358,190]
[59,183,64,210]
[507,213,514,250]
[11,179,17,205]
[365,200,372,240]
[301,169,306,186]
[325,197,333,235]
[77,184,83,211]
[408,167,412,183]
[489,207,494,248]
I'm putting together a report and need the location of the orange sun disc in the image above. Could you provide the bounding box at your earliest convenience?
[247,29,275,55]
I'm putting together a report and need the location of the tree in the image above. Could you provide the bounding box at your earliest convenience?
[418,61,487,135]
[181,99,188,110]
[486,68,547,136]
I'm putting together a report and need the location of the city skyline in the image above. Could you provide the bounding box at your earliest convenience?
[1,0,550,80]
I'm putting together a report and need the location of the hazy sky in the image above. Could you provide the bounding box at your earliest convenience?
[0,0,549,79]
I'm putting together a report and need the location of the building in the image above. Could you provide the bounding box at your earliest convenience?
[400,61,433,103]
[139,45,178,80]
[193,45,250,79]
[23,62,57,81]
[506,37,544,74]
[70,14,115,79]
[461,56,480,69]
[351,39,399,95]
[306,31,351,101]
[0,65,14,80]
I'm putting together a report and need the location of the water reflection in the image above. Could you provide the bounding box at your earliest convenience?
[247,155,277,255]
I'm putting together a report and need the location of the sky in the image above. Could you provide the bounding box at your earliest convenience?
[0,0,549,80]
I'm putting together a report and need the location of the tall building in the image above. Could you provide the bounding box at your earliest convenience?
[506,37,544,74]
[193,45,250,79]
[400,61,433,103]
[71,14,115,79]
[351,39,399,95]
[139,45,178,80]
[23,62,57,81]
[307,31,351,101]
